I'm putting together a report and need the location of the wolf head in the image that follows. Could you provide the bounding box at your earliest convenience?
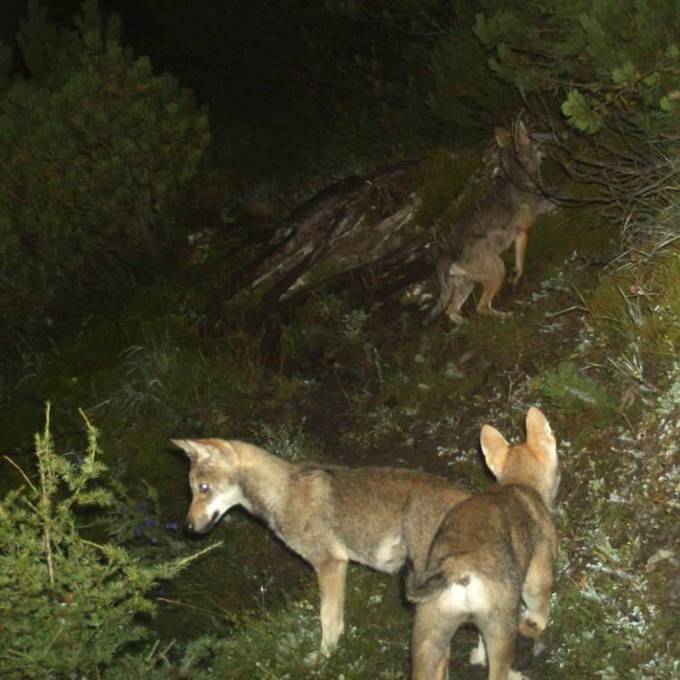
[171,438,246,533]
[480,407,560,509]
[494,119,543,191]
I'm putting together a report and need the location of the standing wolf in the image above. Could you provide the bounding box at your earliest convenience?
[427,121,543,324]
[407,408,560,680]
[171,438,469,657]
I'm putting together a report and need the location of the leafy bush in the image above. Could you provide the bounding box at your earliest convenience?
[0,0,209,336]
[0,405,219,678]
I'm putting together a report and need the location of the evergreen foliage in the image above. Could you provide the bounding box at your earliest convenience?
[474,0,680,232]
[0,0,209,337]
[0,405,220,678]
[540,361,617,416]
[474,0,679,135]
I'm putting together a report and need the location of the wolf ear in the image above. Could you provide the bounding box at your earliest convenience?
[480,425,510,480]
[525,408,556,460]
[494,127,512,148]
[170,438,218,463]
[515,120,530,147]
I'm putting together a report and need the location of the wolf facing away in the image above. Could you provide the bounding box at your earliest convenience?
[406,407,560,680]
[171,438,469,658]
[427,121,543,324]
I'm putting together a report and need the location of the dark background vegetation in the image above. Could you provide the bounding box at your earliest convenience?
[1,1,678,678]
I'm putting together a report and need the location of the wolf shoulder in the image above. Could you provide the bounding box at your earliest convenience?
[432,484,556,560]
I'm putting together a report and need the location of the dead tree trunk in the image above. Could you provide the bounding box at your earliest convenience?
[248,159,430,308]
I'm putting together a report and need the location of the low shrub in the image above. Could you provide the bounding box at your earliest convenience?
[0,405,220,678]
[0,1,209,338]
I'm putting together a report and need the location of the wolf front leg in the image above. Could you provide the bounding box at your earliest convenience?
[511,209,535,291]
[316,558,348,656]
[519,544,554,639]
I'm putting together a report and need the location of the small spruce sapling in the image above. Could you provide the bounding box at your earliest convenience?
[0,404,219,678]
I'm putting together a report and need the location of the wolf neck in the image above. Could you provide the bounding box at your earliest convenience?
[500,148,540,196]
[500,477,551,510]
[237,446,294,529]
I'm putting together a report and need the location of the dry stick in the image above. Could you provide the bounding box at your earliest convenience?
[155,597,232,620]
[2,455,37,492]
[545,304,588,319]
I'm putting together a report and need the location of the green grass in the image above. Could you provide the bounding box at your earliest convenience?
[211,568,412,680]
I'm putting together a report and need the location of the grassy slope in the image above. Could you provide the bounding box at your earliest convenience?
[1,198,678,678]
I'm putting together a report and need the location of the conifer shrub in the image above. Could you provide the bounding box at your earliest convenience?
[474,0,679,136]
[473,0,679,234]
[540,361,617,417]
[0,0,209,336]
[0,405,220,678]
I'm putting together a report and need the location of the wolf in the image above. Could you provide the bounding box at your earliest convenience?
[427,121,543,324]
[171,437,469,657]
[406,407,560,680]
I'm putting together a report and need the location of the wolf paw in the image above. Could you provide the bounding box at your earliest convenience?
[477,305,512,319]
[445,312,466,325]
[304,650,328,666]
[519,614,544,640]
[508,670,529,680]
[469,635,487,667]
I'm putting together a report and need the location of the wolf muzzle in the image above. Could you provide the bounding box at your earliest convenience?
[185,509,220,534]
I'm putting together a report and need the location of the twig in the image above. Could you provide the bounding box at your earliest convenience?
[2,455,37,492]
[156,596,232,620]
[545,304,588,319]
[39,403,56,590]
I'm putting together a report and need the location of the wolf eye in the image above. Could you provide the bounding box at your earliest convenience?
[198,482,209,493]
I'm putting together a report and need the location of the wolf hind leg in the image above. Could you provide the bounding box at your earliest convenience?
[480,621,516,680]
[426,255,458,325]
[443,276,474,324]
[411,598,462,680]
[425,277,454,324]
[476,254,507,316]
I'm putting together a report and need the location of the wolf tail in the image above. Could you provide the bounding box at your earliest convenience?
[405,554,476,603]
[404,563,450,603]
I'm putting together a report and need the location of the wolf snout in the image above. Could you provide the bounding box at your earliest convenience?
[185,509,220,534]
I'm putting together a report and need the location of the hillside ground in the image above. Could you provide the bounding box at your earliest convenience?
[1,194,678,679]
